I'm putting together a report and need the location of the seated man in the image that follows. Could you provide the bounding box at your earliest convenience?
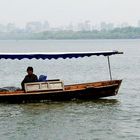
[21,67,38,90]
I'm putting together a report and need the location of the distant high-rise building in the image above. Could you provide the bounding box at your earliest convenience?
[76,20,91,31]
[25,21,51,32]
[100,22,107,30]
[107,23,114,30]
[25,21,42,32]
[84,20,91,31]
[120,22,129,28]
[137,20,140,27]
[0,24,6,32]
[6,23,16,32]
[43,21,50,31]
[100,22,114,30]
[65,23,74,31]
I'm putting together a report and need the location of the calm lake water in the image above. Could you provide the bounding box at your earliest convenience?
[0,39,140,140]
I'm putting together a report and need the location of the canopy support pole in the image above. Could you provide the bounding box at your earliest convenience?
[107,56,112,80]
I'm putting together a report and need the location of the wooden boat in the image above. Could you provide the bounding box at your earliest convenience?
[0,51,123,103]
[0,80,122,103]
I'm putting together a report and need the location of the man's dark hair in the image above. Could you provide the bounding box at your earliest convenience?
[27,66,33,72]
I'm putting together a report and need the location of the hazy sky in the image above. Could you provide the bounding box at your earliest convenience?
[0,0,140,27]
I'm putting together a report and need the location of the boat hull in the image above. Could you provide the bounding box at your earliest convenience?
[0,80,122,103]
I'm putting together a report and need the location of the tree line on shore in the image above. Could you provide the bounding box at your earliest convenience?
[0,26,140,39]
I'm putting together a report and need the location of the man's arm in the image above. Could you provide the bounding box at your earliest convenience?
[34,75,38,82]
[21,76,27,90]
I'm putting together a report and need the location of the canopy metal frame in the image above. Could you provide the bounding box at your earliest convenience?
[107,56,112,80]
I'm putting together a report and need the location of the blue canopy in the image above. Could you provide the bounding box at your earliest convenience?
[0,51,123,60]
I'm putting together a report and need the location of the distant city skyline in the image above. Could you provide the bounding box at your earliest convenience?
[0,20,140,34]
[0,0,140,27]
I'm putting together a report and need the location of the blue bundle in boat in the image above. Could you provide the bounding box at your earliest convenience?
[38,75,47,82]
